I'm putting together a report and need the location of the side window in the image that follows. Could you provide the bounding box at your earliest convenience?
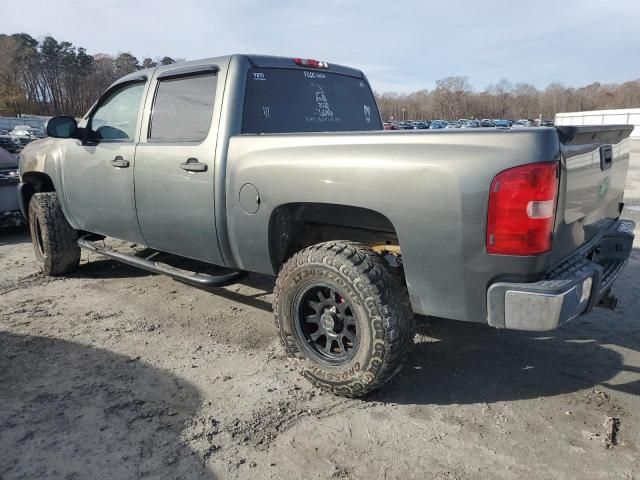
[90,82,145,141]
[148,73,217,142]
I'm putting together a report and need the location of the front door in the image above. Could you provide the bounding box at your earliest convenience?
[61,79,148,244]
[133,65,224,265]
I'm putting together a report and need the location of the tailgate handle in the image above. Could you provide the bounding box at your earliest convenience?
[600,145,613,171]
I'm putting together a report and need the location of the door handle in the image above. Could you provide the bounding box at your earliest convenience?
[180,158,208,172]
[110,156,130,168]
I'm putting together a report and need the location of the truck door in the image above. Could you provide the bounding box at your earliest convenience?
[133,64,225,265]
[61,77,149,243]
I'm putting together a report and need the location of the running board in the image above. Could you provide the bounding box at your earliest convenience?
[78,235,245,287]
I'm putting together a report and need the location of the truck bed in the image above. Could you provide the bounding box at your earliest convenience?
[223,126,633,324]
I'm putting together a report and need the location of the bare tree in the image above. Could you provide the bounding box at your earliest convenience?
[1,32,639,120]
[434,76,472,120]
[0,34,182,117]
[142,58,157,69]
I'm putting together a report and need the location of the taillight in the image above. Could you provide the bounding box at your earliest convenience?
[293,58,329,69]
[486,162,559,255]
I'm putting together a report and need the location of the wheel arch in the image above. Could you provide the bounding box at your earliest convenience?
[267,202,401,274]
[19,172,55,219]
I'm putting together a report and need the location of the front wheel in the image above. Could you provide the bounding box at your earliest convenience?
[273,241,414,397]
[28,192,80,276]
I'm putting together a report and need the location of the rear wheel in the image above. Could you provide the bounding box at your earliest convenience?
[28,192,80,276]
[274,241,414,397]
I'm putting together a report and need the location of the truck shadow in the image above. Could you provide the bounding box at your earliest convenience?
[73,256,276,311]
[73,248,277,306]
[193,273,275,313]
[0,225,29,246]
[62,239,639,407]
[73,257,155,279]
[375,250,640,405]
[0,333,216,479]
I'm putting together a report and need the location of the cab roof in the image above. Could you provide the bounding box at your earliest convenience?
[114,53,364,88]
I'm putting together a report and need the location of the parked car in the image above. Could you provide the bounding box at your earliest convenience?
[512,119,533,128]
[412,121,430,129]
[0,129,21,153]
[10,126,41,146]
[461,120,480,128]
[30,125,47,138]
[429,120,446,129]
[494,120,510,128]
[383,122,397,130]
[19,54,635,398]
[0,147,23,227]
[445,121,460,129]
[540,120,554,127]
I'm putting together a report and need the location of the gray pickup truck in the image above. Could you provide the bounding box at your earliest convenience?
[18,54,635,397]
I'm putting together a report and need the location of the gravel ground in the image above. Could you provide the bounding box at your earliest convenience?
[1,210,639,480]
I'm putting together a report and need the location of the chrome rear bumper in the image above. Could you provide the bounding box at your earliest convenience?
[487,219,635,331]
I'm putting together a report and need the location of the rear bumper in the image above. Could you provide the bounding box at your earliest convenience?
[487,219,635,331]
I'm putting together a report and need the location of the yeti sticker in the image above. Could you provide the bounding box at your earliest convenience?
[252,72,266,81]
[364,104,371,123]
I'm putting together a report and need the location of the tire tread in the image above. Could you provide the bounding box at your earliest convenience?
[273,241,414,397]
[29,192,80,276]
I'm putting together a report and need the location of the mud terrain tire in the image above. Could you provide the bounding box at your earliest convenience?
[28,192,80,276]
[274,241,414,397]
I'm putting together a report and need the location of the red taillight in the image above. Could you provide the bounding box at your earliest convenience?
[293,58,329,69]
[486,162,559,256]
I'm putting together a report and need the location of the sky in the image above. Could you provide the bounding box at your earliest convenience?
[3,0,639,93]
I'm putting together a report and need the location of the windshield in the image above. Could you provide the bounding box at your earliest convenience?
[242,67,382,134]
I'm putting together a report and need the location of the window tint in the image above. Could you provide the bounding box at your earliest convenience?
[149,73,217,142]
[90,82,145,141]
[242,68,381,134]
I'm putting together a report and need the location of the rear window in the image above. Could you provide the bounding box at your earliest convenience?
[242,68,381,134]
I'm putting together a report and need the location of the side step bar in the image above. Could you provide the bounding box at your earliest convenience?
[78,235,245,287]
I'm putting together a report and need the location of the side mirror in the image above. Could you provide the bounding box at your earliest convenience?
[46,116,78,139]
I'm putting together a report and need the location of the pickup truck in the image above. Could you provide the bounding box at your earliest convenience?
[18,54,635,397]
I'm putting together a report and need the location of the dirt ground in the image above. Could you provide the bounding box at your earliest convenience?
[1,211,639,480]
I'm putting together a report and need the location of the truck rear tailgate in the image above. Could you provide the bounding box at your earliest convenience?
[552,125,634,263]
[488,125,635,330]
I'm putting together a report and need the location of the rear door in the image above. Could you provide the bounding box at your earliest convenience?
[134,63,224,265]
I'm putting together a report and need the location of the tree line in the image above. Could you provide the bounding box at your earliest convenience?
[376,76,640,122]
[0,33,176,117]
[1,33,639,121]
